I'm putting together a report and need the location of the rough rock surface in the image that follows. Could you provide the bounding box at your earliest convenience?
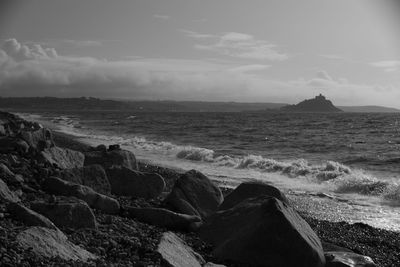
[0,163,24,185]
[57,164,111,195]
[7,202,58,230]
[40,146,85,169]
[166,170,223,218]
[0,178,19,203]
[199,196,325,267]
[325,251,376,267]
[17,226,97,262]
[43,176,120,214]
[219,181,289,210]
[20,128,54,150]
[157,231,205,267]
[126,207,201,231]
[106,166,165,198]
[31,198,97,229]
[84,149,138,170]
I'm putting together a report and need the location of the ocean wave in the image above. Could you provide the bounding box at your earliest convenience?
[46,120,400,203]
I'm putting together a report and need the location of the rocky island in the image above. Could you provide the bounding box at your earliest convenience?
[281,94,343,113]
[0,111,399,266]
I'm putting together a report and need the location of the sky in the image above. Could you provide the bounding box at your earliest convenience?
[0,0,400,106]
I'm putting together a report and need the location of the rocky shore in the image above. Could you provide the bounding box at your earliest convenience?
[0,111,399,266]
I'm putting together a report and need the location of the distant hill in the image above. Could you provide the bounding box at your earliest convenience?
[281,94,342,113]
[338,106,400,113]
[0,97,286,112]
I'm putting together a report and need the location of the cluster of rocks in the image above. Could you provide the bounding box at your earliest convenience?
[0,111,380,266]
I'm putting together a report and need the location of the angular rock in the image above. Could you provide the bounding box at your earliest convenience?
[204,263,227,267]
[157,232,205,267]
[57,164,111,195]
[199,196,325,267]
[31,198,97,229]
[126,207,201,231]
[325,251,376,267]
[40,147,84,169]
[0,163,23,184]
[7,202,58,230]
[166,170,223,218]
[106,166,165,198]
[43,176,120,214]
[84,149,138,170]
[17,227,97,262]
[0,178,19,203]
[219,181,289,210]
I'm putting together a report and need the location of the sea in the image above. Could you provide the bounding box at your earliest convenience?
[17,111,400,232]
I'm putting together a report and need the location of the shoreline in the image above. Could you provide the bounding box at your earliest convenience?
[52,127,400,267]
[1,110,399,266]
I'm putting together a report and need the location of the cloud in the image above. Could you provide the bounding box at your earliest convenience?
[153,14,170,20]
[228,64,270,73]
[184,31,288,61]
[0,39,398,106]
[2,38,57,60]
[319,54,346,60]
[370,60,400,72]
[62,40,103,47]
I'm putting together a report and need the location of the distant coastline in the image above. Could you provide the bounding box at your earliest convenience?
[0,96,399,113]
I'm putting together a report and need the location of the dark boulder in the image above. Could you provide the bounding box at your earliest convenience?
[0,178,20,203]
[20,128,54,150]
[105,166,165,198]
[57,164,111,195]
[84,149,138,170]
[199,196,325,267]
[126,207,201,231]
[0,137,29,154]
[43,177,120,214]
[166,170,223,218]
[0,163,24,185]
[31,198,97,229]
[219,181,289,210]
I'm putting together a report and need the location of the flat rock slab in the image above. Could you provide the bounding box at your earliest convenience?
[200,196,325,267]
[157,232,205,267]
[43,176,120,214]
[41,147,84,169]
[106,166,165,199]
[0,178,20,203]
[325,251,376,267]
[31,198,97,229]
[17,227,97,262]
[126,207,201,231]
[7,202,58,230]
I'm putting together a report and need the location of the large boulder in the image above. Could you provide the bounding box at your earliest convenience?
[166,170,223,218]
[219,181,289,210]
[157,231,205,267]
[84,149,138,170]
[17,227,97,262]
[20,128,54,150]
[40,147,84,169]
[325,251,376,267]
[126,207,201,231]
[43,177,120,214]
[57,164,111,195]
[105,166,165,198]
[0,178,19,203]
[199,196,325,267]
[7,202,58,230]
[31,198,97,229]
